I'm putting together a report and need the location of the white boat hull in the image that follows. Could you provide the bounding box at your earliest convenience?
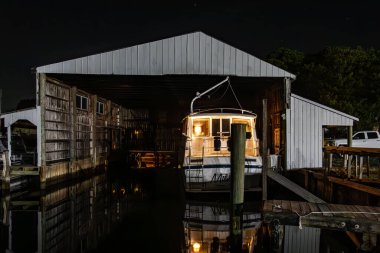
[183,156,262,184]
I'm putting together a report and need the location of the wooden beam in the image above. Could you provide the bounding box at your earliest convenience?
[267,170,325,203]
[325,146,380,155]
[328,176,380,197]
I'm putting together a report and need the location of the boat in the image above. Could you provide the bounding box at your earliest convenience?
[181,77,262,192]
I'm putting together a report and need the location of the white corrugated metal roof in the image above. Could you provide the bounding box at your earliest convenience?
[36,31,295,79]
[291,94,359,121]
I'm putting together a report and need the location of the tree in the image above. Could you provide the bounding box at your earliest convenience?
[266,46,380,130]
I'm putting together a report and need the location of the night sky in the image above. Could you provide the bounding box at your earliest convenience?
[1,1,379,112]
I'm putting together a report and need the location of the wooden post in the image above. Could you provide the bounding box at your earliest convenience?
[355,155,358,178]
[230,123,246,253]
[328,153,333,172]
[262,99,268,201]
[348,126,353,147]
[39,74,47,189]
[367,156,370,178]
[91,95,97,168]
[2,151,10,191]
[348,155,352,179]
[70,86,77,175]
[359,156,364,179]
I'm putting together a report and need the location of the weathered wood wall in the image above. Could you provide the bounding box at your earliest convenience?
[40,74,130,184]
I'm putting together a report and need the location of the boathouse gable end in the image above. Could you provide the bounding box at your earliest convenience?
[286,94,358,170]
[36,32,295,79]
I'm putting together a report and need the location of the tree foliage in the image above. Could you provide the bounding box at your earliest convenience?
[266,47,380,130]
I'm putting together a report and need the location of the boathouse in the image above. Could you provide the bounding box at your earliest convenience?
[0,31,358,187]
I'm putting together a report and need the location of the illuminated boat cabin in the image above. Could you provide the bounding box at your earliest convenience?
[182,108,262,188]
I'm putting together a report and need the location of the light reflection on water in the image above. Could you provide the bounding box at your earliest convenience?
[0,167,369,253]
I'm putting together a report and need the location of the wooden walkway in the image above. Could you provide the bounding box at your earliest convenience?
[267,170,325,203]
[262,200,380,233]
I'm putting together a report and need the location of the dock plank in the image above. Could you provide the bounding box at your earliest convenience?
[263,200,380,233]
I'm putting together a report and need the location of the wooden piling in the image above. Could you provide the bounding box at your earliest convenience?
[2,151,10,191]
[262,99,268,201]
[230,123,246,253]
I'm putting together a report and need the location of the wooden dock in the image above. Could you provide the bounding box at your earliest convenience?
[262,200,380,233]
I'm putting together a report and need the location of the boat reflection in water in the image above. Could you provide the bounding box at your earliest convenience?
[0,172,132,253]
[183,201,261,253]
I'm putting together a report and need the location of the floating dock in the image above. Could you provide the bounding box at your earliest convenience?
[262,199,380,233]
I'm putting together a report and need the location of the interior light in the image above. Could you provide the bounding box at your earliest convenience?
[193,242,201,252]
[194,125,202,136]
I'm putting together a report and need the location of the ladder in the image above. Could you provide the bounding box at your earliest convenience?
[187,148,205,190]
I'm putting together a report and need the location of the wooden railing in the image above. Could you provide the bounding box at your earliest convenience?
[323,146,380,180]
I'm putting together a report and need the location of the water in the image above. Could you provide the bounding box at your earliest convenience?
[0,165,374,253]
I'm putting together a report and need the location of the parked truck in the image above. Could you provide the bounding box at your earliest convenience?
[331,130,380,148]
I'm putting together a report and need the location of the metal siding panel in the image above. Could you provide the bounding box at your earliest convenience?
[193,32,200,74]
[181,35,187,74]
[294,97,300,169]
[106,51,113,74]
[138,43,150,75]
[112,50,120,74]
[217,40,224,74]
[266,62,273,76]
[254,57,261,76]
[211,38,218,74]
[131,46,138,75]
[290,96,295,169]
[230,47,236,75]
[272,65,279,77]
[278,68,285,77]
[162,39,169,73]
[156,39,163,75]
[242,52,248,76]
[100,53,107,74]
[174,36,182,74]
[306,102,311,168]
[303,100,307,168]
[223,44,230,74]
[63,60,74,73]
[150,42,158,75]
[298,99,303,168]
[82,57,88,74]
[57,62,63,73]
[187,34,194,74]
[88,55,100,74]
[199,32,206,74]
[75,59,82,73]
[260,61,267,76]
[292,98,297,168]
[118,48,126,75]
[205,35,212,74]
[318,108,323,167]
[236,49,243,76]
[248,55,255,76]
[310,105,315,167]
[168,38,175,74]
[126,47,132,75]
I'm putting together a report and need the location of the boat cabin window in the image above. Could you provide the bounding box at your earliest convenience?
[232,118,252,132]
[212,118,231,137]
[192,118,209,137]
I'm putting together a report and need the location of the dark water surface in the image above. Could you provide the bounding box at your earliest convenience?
[0,165,369,253]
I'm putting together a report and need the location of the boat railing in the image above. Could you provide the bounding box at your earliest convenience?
[190,108,257,117]
[186,146,260,158]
